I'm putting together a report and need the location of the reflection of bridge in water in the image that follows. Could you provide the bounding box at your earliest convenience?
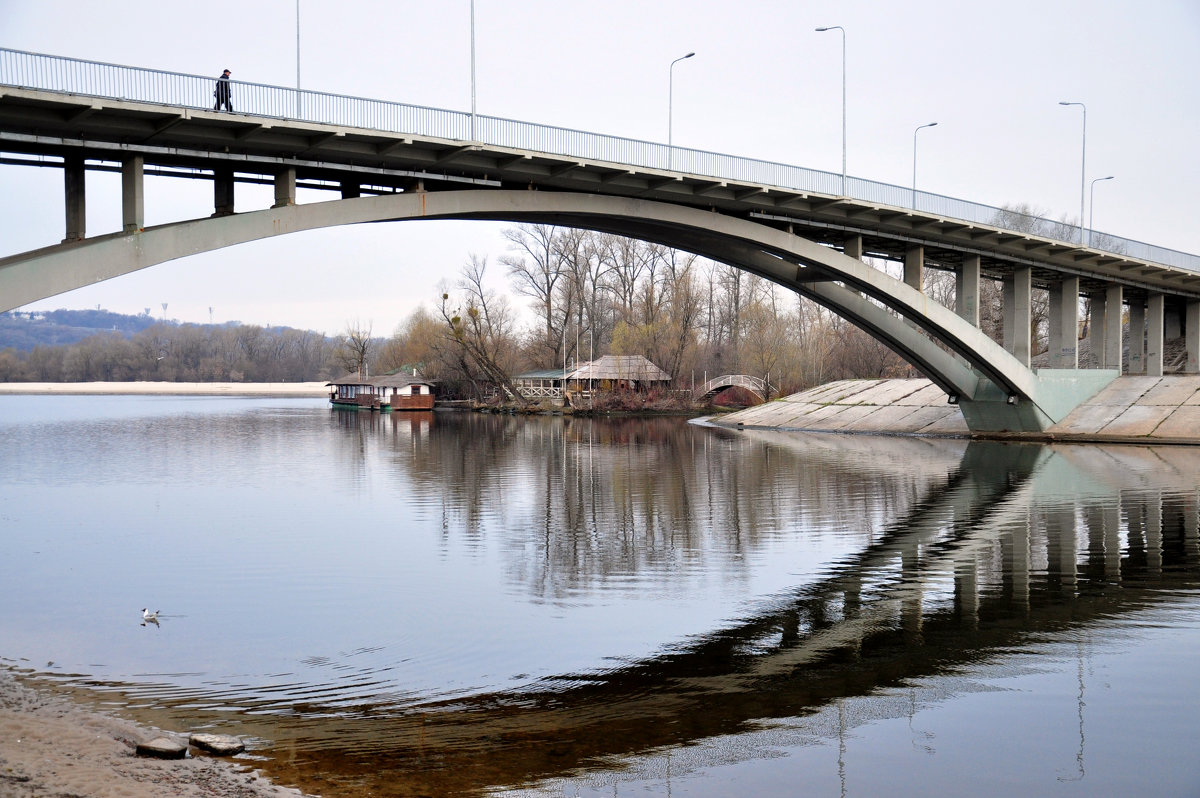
[60,419,1195,797]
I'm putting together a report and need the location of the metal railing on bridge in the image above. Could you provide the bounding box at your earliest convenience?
[695,374,771,401]
[2,47,1196,273]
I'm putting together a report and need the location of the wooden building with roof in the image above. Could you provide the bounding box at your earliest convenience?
[566,355,671,394]
[327,370,436,411]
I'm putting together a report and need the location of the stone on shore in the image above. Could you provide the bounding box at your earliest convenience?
[189,732,246,756]
[135,736,188,759]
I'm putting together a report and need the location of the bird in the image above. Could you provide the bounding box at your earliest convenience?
[142,608,159,622]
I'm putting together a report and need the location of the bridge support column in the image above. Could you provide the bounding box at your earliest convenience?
[1002,267,1032,367]
[63,155,86,242]
[1147,293,1164,377]
[1003,521,1030,613]
[212,167,235,217]
[1165,306,1182,340]
[1048,276,1080,368]
[1104,284,1123,371]
[1046,507,1078,596]
[273,167,296,208]
[843,234,863,261]
[121,155,144,233]
[954,558,978,630]
[904,244,923,291]
[341,181,360,199]
[901,542,922,643]
[1129,302,1146,374]
[955,254,980,327]
[1186,300,1200,373]
[1146,492,1163,578]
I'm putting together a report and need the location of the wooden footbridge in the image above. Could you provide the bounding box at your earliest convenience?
[694,374,771,403]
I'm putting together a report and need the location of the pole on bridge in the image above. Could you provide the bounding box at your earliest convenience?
[1059,101,1087,245]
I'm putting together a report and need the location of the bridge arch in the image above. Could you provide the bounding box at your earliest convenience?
[0,189,1111,430]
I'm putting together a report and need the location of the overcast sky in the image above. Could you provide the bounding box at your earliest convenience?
[2,0,1198,336]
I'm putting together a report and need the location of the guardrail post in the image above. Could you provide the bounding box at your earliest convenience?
[63,155,86,242]
[121,155,144,233]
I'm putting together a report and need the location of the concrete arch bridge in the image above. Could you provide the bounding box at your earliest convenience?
[3,48,1200,432]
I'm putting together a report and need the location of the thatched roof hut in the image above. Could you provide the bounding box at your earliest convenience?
[567,355,670,391]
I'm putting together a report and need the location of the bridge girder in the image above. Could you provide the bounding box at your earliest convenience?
[0,189,1115,430]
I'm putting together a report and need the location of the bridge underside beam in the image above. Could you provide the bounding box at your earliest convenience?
[0,190,1118,431]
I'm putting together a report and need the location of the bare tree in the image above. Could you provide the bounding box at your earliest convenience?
[440,255,528,403]
[338,320,374,377]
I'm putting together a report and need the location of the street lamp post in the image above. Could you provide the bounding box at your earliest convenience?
[912,121,938,208]
[1088,175,1114,247]
[470,0,477,141]
[668,52,695,170]
[815,26,846,195]
[295,0,301,117]
[1059,101,1086,244]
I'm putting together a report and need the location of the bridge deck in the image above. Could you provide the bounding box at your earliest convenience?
[2,48,1198,301]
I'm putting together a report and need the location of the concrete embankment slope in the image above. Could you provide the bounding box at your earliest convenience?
[717,376,1200,444]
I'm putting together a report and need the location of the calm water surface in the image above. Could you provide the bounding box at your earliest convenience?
[1,395,1198,797]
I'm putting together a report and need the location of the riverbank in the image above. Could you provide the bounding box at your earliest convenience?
[0,669,309,798]
[716,376,1200,444]
[0,381,329,395]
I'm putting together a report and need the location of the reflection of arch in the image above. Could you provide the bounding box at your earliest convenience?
[64,437,1197,796]
[0,190,1110,428]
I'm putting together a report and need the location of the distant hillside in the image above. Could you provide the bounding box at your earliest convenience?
[1,309,173,351]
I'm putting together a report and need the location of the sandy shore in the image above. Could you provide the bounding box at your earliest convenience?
[0,669,311,798]
[0,381,329,396]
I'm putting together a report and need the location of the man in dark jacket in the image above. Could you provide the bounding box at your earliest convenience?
[213,69,232,111]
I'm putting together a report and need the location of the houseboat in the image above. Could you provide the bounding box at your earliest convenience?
[328,371,436,411]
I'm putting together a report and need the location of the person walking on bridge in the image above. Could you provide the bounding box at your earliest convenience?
[213,69,233,111]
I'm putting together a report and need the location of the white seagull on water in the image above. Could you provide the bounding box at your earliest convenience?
[142,608,159,622]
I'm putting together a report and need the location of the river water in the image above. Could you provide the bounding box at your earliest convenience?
[1,395,1198,797]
